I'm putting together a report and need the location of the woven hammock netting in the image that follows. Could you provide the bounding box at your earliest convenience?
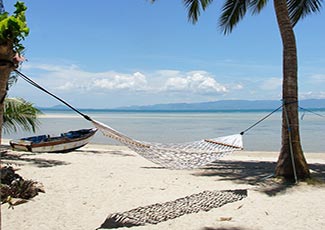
[91,119,243,169]
[14,66,245,170]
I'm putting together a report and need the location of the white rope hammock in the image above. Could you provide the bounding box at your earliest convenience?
[15,70,245,170]
[17,70,316,174]
[91,119,243,169]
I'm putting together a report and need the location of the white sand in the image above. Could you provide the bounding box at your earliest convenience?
[1,143,325,230]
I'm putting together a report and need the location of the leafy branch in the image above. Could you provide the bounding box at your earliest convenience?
[0,1,29,53]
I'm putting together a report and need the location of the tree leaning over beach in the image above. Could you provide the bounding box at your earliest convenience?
[150,0,323,180]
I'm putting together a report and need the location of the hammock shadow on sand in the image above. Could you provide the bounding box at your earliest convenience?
[195,160,276,184]
[194,160,325,195]
[98,189,248,229]
[74,149,135,157]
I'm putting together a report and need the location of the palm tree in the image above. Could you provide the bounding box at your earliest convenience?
[151,0,322,180]
[3,97,42,134]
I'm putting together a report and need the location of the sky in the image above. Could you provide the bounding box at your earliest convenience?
[4,0,325,109]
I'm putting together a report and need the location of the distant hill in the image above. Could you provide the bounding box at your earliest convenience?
[115,99,325,111]
[38,104,71,110]
[39,99,325,111]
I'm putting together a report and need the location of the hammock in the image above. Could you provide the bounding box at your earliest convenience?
[16,70,246,170]
[91,119,243,169]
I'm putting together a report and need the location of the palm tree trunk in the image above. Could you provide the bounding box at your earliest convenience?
[273,0,310,180]
[0,40,14,230]
[0,41,14,144]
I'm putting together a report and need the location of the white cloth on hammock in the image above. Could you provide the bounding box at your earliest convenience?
[91,119,243,169]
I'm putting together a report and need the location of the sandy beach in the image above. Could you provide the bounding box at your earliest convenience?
[1,142,325,230]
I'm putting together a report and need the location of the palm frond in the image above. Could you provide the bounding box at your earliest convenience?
[249,0,268,14]
[287,0,323,27]
[3,98,42,134]
[219,0,249,35]
[183,0,213,23]
[184,0,201,23]
[199,0,213,10]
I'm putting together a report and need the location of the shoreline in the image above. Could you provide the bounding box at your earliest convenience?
[3,109,325,153]
[1,143,325,230]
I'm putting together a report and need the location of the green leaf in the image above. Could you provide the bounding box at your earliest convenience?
[3,98,42,134]
[0,1,29,52]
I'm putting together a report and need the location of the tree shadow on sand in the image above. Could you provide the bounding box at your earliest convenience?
[1,150,69,168]
[193,160,325,196]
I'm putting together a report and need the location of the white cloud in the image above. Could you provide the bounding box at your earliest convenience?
[309,74,325,82]
[231,84,244,90]
[164,77,188,90]
[57,82,75,90]
[17,62,253,107]
[260,77,282,90]
[23,63,229,95]
[300,91,325,99]
[24,63,149,92]
[164,71,228,94]
[93,72,148,90]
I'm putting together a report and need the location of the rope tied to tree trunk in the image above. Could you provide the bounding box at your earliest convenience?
[282,99,298,183]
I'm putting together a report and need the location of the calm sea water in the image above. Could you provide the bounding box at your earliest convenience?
[4,109,325,152]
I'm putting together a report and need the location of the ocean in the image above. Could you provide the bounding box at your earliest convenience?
[3,109,325,152]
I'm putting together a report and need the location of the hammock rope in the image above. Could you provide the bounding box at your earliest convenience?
[15,70,92,122]
[13,70,293,169]
[298,106,325,119]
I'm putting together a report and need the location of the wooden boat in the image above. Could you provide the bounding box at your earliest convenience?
[9,128,98,153]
